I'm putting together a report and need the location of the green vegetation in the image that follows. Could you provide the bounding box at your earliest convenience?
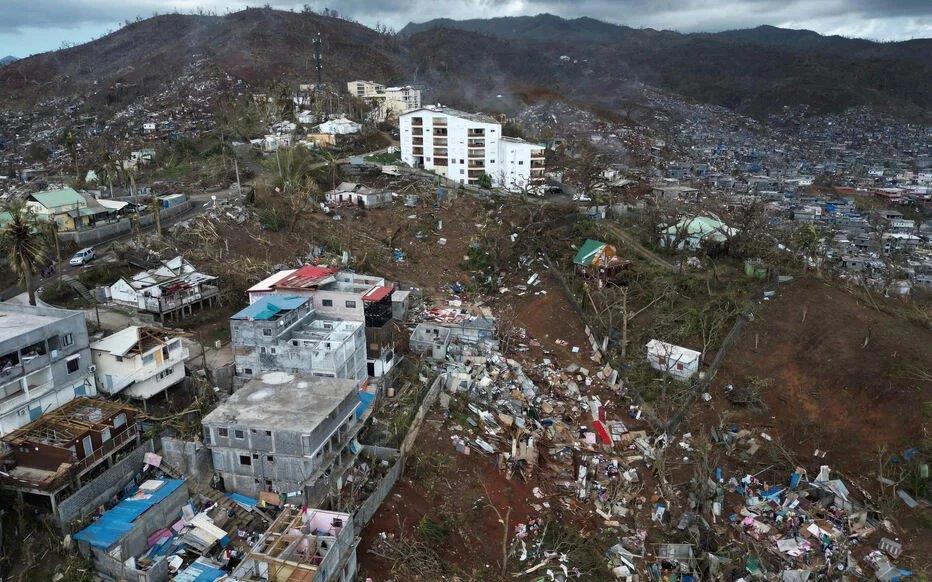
[364,150,401,165]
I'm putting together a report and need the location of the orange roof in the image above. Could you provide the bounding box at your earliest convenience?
[274,265,339,290]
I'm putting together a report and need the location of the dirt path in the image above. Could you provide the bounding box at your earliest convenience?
[599,221,676,271]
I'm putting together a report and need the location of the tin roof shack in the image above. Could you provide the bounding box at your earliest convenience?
[238,506,357,582]
[230,297,366,384]
[202,374,370,503]
[410,307,498,360]
[645,339,701,381]
[0,398,141,520]
[105,256,219,323]
[0,302,97,436]
[73,479,189,582]
[325,182,393,209]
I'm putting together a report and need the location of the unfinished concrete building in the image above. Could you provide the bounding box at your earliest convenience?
[202,374,371,502]
[238,506,357,582]
[230,296,366,383]
[0,397,141,521]
[246,266,404,378]
[410,315,498,360]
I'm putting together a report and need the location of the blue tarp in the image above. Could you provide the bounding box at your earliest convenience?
[230,295,308,321]
[225,492,258,509]
[174,558,227,582]
[356,391,376,420]
[73,479,186,550]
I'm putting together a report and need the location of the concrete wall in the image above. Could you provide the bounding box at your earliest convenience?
[57,202,193,246]
[90,547,169,582]
[58,439,155,530]
[160,437,211,480]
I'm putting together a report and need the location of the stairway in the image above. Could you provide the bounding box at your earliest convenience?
[61,274,94,302]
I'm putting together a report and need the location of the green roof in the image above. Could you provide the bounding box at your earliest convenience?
[30,187,86,210]
[573,239,608,266]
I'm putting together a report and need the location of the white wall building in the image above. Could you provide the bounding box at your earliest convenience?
[318,117,361,135]
[91,327,188,400]
[646,340,701,381]
[399,107,545,192]
[348,81,421,121]
[347,80,385,98]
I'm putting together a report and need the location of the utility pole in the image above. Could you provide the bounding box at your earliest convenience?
[313,33,323,89]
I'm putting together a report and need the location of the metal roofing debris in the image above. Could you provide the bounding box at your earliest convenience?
[73,479,186,550]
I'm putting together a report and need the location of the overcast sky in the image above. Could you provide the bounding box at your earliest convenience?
[1,0,930,57]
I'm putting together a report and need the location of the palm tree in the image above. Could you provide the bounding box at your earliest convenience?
[1,203,47,306]
[38,219,62,288]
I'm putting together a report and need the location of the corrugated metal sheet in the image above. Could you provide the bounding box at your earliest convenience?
[73,479,186,550]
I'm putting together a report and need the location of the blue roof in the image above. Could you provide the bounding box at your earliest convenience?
[231,295,309,321]
[356,391,376,420]
[174,559,227,582]
[226,492,258,508]
[73,479,186,550]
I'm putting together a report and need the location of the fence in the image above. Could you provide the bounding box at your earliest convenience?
[351,373,445,535]
[57,201,194,246]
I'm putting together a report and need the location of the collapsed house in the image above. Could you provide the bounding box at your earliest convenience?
[91,326,188,399]
[0,397,142,524]
[105,256,219,323]
[230,296,367,383]
[645,339,702,380]
[410,305,498,360]
[236,505,357,582]
[202,373,375,502]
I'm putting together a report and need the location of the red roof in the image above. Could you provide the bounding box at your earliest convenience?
[274,265,338,290]
[362,284,395,303]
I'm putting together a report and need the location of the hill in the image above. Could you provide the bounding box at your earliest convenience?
[0,56,16,66]
[401,14,932,119]
[0,10,928,120]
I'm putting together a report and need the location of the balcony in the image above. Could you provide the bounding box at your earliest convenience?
[433,138,448,146]
[412,127,423,136]
[468,169,485,177]
[431,117,447,126]
[531,149,546,159]
[434,157,448,167]
[531,160,546,168]
[143,285,219,314]
[105,348,189,394]
[412,137,423,146]
[467,129,485,137]
[412,147,424,155]
[410,117,423,126]
[468,149,485,159]
[467,139,485,147]
[433,128,448,136]
[468,160,485,169]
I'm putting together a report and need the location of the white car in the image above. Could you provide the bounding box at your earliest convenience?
[69,247,95,266]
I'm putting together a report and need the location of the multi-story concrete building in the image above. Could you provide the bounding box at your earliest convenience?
[202,374,369,502]
[246,266,402,378]
[399,106,546,191]
[230,296,367,382]
[347,80,421,122]
[0,303,97,436]
[90,326,188,400]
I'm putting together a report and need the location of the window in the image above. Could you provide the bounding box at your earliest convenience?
[234,429,245,439]
[252,453,259,459]
[460,169,465,175]
[66,356,80,374]
[113,413,127,428]
[518,161,524,165]
[345,301,356,309]
[490,159,495,164]
[101,427,111,443]
[267,455,274,462]
[218,428,229,437]
[239,455,252,466]
[244,368,253,375]
[270,347,277,355]
[263,328,272,336]
[265,430,272,437]
[62,333,74,347]
[322,299,333,307]
[676,363,684,371]
[142,353,155,366]
[168,341,180,352]
[115,356,123,362]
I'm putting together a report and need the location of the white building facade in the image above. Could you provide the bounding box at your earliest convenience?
[645,339,701,381]
[399,107,545,192]
[91,327,188,400]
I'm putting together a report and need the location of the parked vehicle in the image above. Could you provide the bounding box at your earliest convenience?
[69,247,95,266]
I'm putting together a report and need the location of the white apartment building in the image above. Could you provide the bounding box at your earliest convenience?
[90,326,188,400]
[399,107,545,192]
[347,80,421,122]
